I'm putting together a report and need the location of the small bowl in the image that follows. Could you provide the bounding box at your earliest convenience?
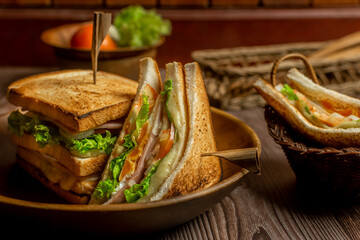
[41,22,165,80]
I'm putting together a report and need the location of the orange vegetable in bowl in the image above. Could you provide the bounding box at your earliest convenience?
[70,23,117,50]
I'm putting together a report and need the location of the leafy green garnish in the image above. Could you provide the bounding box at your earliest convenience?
[92,178,117,200]
[69,131,117,155]
[8,110,117,153]
[123,161,160,203]
[114,5,171,47]
[304,105,311,115]
[161,79,173,122]
[281,84,299,101]
[93,133,136,200]
[92,94,152,201]
[8,110,59,147]
[135,94,150,133]
[123,133,135,150]
[33,124,59,147]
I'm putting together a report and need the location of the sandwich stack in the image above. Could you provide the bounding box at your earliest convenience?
[6,69,138,204]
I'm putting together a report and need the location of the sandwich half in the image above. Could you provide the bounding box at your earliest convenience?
[90,59,222,204]
[254,68,360,147]
[6,69,138,204]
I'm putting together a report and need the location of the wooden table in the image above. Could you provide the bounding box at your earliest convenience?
[0,67,359,239]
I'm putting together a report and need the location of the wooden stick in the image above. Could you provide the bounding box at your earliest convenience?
[91,11,112,84]
[202,147,261,175]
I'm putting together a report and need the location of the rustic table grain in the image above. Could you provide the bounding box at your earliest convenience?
[0,67,359,239]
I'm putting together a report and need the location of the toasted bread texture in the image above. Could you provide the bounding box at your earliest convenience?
[253,76,360,147]
[287,68,360,111]
[155,62,222,199]
[16,148,100,204]
[12,133,108,176]
[7,69,138,132]
[139,61,189,202]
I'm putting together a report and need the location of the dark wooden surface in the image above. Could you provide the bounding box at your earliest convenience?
[0,67,359,239]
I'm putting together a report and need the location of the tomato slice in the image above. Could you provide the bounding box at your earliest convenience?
[320,100,357,117]
[119,121,150,181]
[155,123,175,160]
[70,23,117,50]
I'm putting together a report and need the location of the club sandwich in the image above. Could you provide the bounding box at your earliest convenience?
[6,69,138,203]
[90,58,222,204]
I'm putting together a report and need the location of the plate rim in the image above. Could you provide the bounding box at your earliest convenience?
[0,107,261,212]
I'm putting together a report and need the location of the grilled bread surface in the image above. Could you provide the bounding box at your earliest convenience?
[160,62,222,198]
[7,69,138,132]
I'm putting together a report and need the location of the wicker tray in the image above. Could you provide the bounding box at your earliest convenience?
[192,41,360,110]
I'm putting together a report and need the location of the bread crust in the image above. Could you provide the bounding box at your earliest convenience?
[12,133,108,176]
[17,156,90,204]
[253,77,360,147]
[163,62,222,198]
[6,69,138,132]
[288,68,360,111]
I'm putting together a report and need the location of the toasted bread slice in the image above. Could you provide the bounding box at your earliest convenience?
[17,158,90,204]
[7,69,138,132]
[149,62,222,201]
[160,62,221,199]
[139,61,189,202]
[17,147,100,204]
[12,134,108,177]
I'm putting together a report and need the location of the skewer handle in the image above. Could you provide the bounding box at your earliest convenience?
[202,147,261,175]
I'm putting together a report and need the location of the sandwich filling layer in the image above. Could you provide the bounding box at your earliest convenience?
[278,83,360,129]
[8,109,121,158]
[17,147,99,195]
[92,80,181,204]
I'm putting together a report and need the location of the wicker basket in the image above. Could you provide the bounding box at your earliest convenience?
[264,53,360,197]
[192,41,360,110]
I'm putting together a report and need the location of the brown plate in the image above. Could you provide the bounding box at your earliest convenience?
[0,107,260,235]
[40,22,165,60]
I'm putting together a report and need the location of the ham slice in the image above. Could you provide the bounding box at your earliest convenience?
[104,95,164,204]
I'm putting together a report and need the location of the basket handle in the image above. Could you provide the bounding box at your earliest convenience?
[270,53,319,86]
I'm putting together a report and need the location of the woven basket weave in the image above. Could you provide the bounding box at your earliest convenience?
[192,41,360,110]
[265,105,360,196]
[264,53,360,197]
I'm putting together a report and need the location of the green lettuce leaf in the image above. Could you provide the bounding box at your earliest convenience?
[8,110,58,147]
[93,133,136,200]
[33,124,59,147]
[92,93,152,201]
[114,5,171,47]
[123,161,160,203]
[136,94,150,132]
[161,79,173,122]
[281,84,299,101]
[8,110,117,153]
[69,131,117,154]
[92,178,117,200]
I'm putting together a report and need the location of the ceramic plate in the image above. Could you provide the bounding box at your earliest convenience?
[0,107,260,235]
